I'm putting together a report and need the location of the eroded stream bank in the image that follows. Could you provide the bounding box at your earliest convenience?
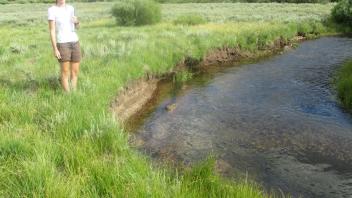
[112,36,298,125]
[128,37,352,198]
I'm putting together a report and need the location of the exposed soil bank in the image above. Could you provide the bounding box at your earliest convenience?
[111,36,303,124]
[111,78,159,123]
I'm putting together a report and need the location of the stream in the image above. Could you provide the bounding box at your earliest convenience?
[133,37,352,198]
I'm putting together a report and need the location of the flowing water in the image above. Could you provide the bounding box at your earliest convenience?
[133,37,352,198]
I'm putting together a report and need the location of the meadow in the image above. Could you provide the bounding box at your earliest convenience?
[0,3,334,25]
[0,2,336,197]
[0,0,336,4]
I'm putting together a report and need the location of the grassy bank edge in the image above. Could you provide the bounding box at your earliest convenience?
[114,35,303,124]
[336,60,352,111]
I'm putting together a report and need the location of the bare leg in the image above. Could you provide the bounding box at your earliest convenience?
[60,61,70,92]
[71,62,80,91]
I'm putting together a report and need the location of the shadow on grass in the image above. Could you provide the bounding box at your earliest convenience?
[0,75,61,93]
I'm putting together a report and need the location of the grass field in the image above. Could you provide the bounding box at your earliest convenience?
[0,3,334,25]
[0,2,335,197]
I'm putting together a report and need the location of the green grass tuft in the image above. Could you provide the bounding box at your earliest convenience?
[336,60,352,110]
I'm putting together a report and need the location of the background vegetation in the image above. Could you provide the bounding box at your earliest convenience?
[331,0,352,27]
[0,2,341,197]
[173,14,207,25]
[111,0,161,26]
[0,3,334,25]
[0,0,340,4]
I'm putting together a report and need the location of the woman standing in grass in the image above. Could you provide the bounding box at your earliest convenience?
[48,0,80,92]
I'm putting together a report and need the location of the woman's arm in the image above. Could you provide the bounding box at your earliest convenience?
[48,20,61,59]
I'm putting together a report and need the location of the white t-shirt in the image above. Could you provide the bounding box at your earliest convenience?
[48,4,79,43]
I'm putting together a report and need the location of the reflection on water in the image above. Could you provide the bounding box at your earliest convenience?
[134,37,352,198]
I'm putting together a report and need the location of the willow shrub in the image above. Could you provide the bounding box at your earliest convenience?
[331,0,352,28]
[111,0,161,26]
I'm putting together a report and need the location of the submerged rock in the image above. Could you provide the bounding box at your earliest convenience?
[215,159,232,175]
[166,103,177,112]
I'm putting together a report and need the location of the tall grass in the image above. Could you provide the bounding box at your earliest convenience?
[336,60,352,111]
[0,2,335,197]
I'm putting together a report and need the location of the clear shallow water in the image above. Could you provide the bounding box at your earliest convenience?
[134,37,352,198]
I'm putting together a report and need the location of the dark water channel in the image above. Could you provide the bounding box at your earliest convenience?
[133,37,352,198]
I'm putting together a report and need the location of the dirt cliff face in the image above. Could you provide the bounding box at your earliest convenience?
[111,78,159,123]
